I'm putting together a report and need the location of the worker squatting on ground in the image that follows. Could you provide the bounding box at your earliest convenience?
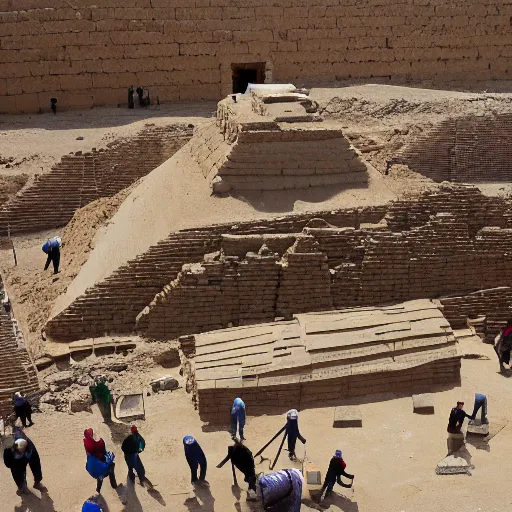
[82,496,104,512]
[13,391,34,428]
[217,436,258,500]
[286,409,306,461]
[321,450,354,499]
[231,397,246,441]
[259,468,303,512]
[471,393,488,424]
[42,236,61,274]
[183,436,208,484]
[121,426,148,485]
[83,428,118,493]
[447,401,472,433]
[3,434,44,495]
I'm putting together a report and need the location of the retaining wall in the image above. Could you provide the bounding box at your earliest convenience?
[1,0,512,113]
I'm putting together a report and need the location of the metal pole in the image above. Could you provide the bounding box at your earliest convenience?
[270,430,287,470]
[254,424,287,457]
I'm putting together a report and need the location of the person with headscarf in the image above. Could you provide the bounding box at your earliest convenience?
[259,468,303,511]
[121,426,146,484]
[13,391,34,428]
[217,437,257,500]
[286,409,306,461]
[321,449,354,498]
[83,428,117,493]
[42,236,61,275]
[231,397,246,441]
[3,435,43,495]
[82,496,104,512]
[183,435,207,484]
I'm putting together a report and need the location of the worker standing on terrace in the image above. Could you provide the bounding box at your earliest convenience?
[121,426,148,486]
[320,449,354,499]
[286,409,306,461]
[13,391,34,428]
[231,397,246,441]
[83,428,118,493]
[42,236,61,275]
[183,435,208,484]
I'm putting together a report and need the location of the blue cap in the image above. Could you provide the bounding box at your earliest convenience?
[184,436,196,445]
[335,450,342,458]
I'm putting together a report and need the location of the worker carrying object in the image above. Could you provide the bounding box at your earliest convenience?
[259,468,303,511]
[183,435,207,484]
[321,450,354,498]
[286,409,306,461]
[217,436,258,500]
[231,397,246,441]
[42,236,61,274]
[83,428,118,493]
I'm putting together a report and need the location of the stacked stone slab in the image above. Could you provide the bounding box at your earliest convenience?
[0,125,192,235]
[191,93,367,193]
[398,114,512,183]
[192,300,460,423]
[0,306,38,418]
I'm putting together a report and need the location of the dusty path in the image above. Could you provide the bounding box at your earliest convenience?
[1,339,510,512]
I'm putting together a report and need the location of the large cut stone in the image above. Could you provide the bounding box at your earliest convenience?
[436,447,474,475]
[44,370,75,391]
[467,419,490,436]
[412,394,434,414]
[333,406,362,428]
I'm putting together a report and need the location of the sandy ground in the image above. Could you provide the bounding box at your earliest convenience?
[1,337,510,512]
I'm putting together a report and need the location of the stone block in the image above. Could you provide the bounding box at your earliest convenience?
[436,447,474,475]
[412,393,434,414]
[333,406,362,428]
[467,419,489,436]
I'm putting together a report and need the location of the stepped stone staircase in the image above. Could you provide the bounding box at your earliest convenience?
[0,305,38,418]
[190,299,461,423]
[0,124,193,235]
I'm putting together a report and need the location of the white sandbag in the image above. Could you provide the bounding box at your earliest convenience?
[259,470,292,507]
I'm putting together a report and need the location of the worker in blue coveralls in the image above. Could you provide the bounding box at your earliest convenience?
[231,397,246,441]
[42,236,61,274]
[82,496,103,512]
[183,436,207,484]
[286,409,306,461]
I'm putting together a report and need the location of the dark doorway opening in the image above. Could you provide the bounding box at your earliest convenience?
[232,63,266,94]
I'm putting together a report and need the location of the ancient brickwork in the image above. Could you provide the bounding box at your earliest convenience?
[0,305,39,418]
[0,124,193,235]
[1,0,512,113]
[398,114,512,182]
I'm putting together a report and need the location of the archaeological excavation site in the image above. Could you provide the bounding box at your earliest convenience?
[1,0,512,510]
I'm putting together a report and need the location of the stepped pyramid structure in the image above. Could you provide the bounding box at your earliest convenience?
[189,89,368,193]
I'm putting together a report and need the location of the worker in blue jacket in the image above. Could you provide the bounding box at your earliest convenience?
[183,436,207,484]
[42,236,61,274]
[231,397,246,441]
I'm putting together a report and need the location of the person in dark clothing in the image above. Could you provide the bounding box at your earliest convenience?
[321,450,354,498]
[217,437,257,496]
[42,237,61,274]
[286,409,306,461]
[3,437,43,495]
[84,428,117,493]
[183,435,207,484]
[121,426,146,484]
[447,401,472,433]
[13,392,34,428]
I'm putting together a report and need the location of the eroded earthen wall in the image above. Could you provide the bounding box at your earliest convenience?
[1,0,512,113]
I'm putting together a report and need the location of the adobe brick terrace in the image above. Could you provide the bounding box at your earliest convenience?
[45,184,512,348]
[1,0,512,113]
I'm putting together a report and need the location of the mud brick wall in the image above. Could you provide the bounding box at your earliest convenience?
[440,288,512,343]
[2,0,512,113]
[197,357,460,423]
[45,206,387,341]
[0,305,39,417]
[398,114,512,183]
[0,124,193,235]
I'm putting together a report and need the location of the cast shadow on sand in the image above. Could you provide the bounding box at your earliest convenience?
[14,490,55,512]
[320,493,359,512]
[184,482,215,512]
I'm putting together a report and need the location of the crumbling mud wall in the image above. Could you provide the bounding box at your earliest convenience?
[1,0,512,113]
[398,114,512,182]
[46,184,512,343]
[0,124,193,235]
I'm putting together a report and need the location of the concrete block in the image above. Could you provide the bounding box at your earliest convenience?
[412,393,434,414]
[467,419,489,436]
[333,406,362,428]
[436,447,474,475]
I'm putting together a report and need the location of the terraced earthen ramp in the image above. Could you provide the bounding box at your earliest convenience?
[191,299,460,423]
[0,124,193,235]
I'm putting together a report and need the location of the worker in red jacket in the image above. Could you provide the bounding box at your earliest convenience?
[83,428,118,493]
[321,450,354,498]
